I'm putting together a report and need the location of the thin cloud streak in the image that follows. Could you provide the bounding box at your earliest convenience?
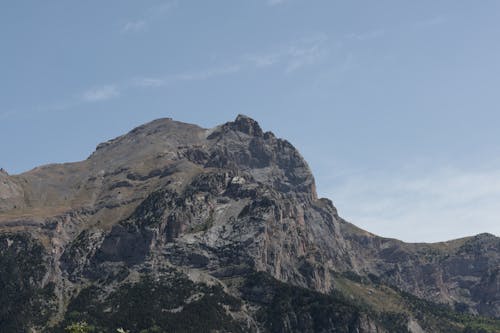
[286,40,327,73]
[245,53,280,68]
[122,20,146,33]
[133,64,242,88]
[174,65,241,81]
[244,34,329,73]
[121,1,177,33]
[323,166,500,242]
[346,29,385,41]
[133,77,166,87]
[82,85,120,102]
[135,34,329,88]
[17,34,332,116]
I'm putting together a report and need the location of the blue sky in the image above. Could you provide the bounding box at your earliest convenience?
[1,1,500,242]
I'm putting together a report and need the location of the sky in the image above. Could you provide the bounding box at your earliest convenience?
[1,1,500,242]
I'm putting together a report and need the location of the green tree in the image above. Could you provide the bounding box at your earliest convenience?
[65,321,91,333]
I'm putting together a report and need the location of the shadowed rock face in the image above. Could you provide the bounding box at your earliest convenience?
[0,115,499,332]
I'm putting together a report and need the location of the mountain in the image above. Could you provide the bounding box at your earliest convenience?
[0,115,498,333]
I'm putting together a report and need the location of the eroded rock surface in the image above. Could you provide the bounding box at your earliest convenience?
[0,115,498,332]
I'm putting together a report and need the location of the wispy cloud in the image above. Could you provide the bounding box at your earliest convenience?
[286,39,328,72]
[82,85,120,102]
[122,20,146,33]
[323,166,500,242]
[245,34,329,73]
[5,61,242,118]
[244,53,281,68]
[121,1,177,33]
[133,34,328,89]
[21,33,331,114]
[133,77,166,88]
[174,64,241,81]
[346,29,385,41]
[133,64,241,88]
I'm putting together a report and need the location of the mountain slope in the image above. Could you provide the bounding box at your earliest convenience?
[0,115,498,332]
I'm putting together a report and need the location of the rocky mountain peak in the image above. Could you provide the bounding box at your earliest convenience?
[229,114,264,137]
[1,116,499,332]
[92,118,205,154]
[474,232,497,240]
[204,115,317,199]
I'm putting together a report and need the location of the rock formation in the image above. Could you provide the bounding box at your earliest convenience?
[0,115,498,332]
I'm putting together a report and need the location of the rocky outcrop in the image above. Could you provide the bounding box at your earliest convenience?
[0,115,498,332]
[342,224,500,318]
[0,170,25,212]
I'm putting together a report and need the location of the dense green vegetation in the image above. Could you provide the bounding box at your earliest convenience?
[0,233,56,332]
[400,290,500,333]
[1,233,499,332]
[242,272,410,332]
[335,270,500,333]
[55,270,244,333]
[65,322,130,333]
[244,272,362,332]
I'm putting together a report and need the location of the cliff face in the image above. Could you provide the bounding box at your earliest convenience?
[343,226,499,318]
[0,115,498,332]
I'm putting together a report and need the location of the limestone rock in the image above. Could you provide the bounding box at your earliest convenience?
[0,115,498,332]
